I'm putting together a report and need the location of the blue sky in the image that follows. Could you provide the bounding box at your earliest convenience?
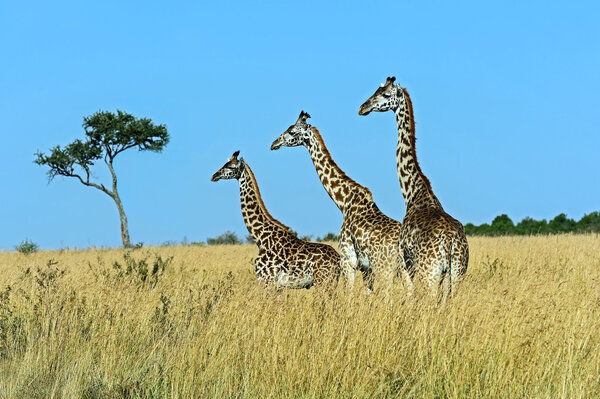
[1,1,599,249]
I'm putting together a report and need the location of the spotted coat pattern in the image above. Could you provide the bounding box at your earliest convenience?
[359,77,469,295]
[271,113,402,290]
[211,152,340,289]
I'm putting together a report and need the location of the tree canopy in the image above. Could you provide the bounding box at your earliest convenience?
[35,110,169,189]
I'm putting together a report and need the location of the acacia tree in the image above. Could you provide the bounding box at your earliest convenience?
[35,110,169,247]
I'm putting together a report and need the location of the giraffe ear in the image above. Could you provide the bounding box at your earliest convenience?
[386,76,396,84]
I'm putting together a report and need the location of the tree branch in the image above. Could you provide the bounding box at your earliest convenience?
[113,142,138,157]
[65,172,113,197]
[105,145,113,162]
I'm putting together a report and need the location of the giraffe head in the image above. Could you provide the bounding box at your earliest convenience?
[211,151,244,181]
[270,111,312,150]
[358,76,401,115]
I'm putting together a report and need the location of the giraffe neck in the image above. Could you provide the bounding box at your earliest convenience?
[305,127,365,212]
[393,87,442,210]
[238,162,289,245]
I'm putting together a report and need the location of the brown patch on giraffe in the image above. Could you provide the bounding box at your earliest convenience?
[243,163,291,232]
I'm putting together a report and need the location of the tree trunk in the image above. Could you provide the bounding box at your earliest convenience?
[106,160,132,248]
[112,192,131,247]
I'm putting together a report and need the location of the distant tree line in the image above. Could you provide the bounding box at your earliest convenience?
[465,212,600,236]
[203,231,340,245]
[206,213,600,244]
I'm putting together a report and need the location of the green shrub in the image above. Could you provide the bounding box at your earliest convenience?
[15,239,39,255]
[317,232,338,242]
[206,231,241,245]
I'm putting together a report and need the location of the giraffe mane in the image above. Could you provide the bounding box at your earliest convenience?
[243,162,291,232]
[311,127,349,183]
[401,87,433,194]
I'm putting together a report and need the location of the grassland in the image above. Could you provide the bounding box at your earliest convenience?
[0,235,599,398]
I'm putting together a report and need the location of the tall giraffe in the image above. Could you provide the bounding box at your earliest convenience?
[359,77,469,295]
[211,151,340,289]
[271,112,402,290]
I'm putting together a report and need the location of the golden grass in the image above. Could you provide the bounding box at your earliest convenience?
[0,235,599,398]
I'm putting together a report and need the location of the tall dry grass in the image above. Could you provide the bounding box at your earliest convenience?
[0,235,599,398]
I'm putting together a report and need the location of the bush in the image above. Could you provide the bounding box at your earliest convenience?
[15,239,39,255]
[515,217,548,235]
[111,251,173,289]
[491,214,515,236]
[207,231,241,245]
[548,213,577,234]
[317,232,338,242]
[577,212,600,233]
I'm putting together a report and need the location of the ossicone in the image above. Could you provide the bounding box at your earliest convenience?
[232,150,240,159]
[386,76,396,84]
[299,110,311,122]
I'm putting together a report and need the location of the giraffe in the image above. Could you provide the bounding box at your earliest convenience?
[211,151,340,289]
[271,112,402,290]
[359,76,469,296]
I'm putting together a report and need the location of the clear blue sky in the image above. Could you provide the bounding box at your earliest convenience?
[1,1,599,249]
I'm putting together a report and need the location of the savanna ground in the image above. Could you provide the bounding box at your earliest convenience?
[0,235,599,398]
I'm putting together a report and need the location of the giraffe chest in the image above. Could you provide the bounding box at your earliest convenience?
[253,246,315,288]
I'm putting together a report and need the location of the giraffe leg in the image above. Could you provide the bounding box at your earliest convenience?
[361,267,374,292]
[398,268,414,293]
[436,269,449,304]
[355,247,374,292]
[449,240,469,294]
[436,233,467,300]
[254,253,273,288]
[397,240,415,294]
[338,229,358,288]
[339,245,357,288]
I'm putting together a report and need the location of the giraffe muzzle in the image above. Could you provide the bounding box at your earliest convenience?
[270,140,282,150]
[358,104,371,116]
